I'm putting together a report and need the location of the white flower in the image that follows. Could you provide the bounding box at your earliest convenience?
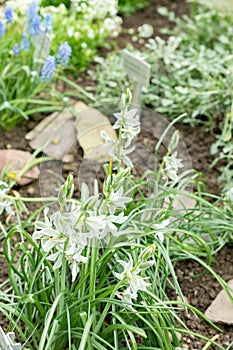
[163,151,183,182]
[114,255,150,301]
[33,208,75,268]
[138,24,154,38]
[153,219,170,242]
[103,212,128,238]
[65,244,88,282]
[0,181,15,216]
[104,187,132,214]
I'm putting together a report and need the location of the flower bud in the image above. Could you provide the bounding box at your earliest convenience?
[58,173,74,205]
[168,130,180,152]
[139,243,155,263]
[119,92,126,110]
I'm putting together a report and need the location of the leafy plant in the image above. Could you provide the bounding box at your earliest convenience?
[0,91,232,349]
[118,0,150,15]
[0,2,70,130]
[42,0,121,75]
[89,1,233,189]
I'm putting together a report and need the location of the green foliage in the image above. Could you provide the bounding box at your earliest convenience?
[41,0,71,8]
[0,6,64,130]
[44,1,120,75]
[89,2,233,188]
[0,96,232,349]
[118,0,150,15]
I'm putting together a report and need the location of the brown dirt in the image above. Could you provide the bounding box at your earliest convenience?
[169,245,233,349]
[0,0,232,349]
[117,0,190,50]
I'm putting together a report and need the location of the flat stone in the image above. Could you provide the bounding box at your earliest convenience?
[205,279,233,325]
[27,110,76,160]
[0,149,39,185]
[74,102,117,162]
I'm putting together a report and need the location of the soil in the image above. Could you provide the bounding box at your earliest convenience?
[0,0,232,349]
[171,245,233,349]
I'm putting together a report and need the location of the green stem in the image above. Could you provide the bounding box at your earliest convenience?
[4,195,57,202]
[89,239,98,330]
[116,106,127,173]
[93,281,123,335]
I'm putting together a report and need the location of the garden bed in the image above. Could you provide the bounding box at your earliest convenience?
[0,0,233,349]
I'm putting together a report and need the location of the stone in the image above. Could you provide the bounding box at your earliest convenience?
[26,110,76,160]
[0,149,39,185]
[205,279,233,325]
[74,102,117,162]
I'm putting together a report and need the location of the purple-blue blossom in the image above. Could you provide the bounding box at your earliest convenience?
[28,14,41,37]
[44,13,53,34]
[13,44,20,56]
[27,1,40,37]
[5,5,13,24]
[56,42,72,67]
[0,20,5,38]
[20,33,30,51]
[40,55,56,81]
[27,0,38,24]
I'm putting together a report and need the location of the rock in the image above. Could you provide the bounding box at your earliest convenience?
[74,102,117,162]
[177,295,189,311]
[26,110,76,160]
[205,279,233,325]
[0,149,39,185]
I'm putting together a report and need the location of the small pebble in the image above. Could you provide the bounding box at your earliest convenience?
[27,187,35,195]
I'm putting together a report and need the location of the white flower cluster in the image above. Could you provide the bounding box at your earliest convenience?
[71,0,121,37]
[33,171,132,282]
[163,151,183,182]
[102,91,141,168]
[115,246,155,307]
[71,0,117,20]
[0,181,14,216]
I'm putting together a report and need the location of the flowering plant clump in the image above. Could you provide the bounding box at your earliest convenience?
[41,0,122,74]
[1,90,232,349]
[0,1,72,130]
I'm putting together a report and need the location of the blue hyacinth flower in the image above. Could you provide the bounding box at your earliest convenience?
[0,20,6,38]
[5,4,13,24]
[20,33,30,51]
[56,42,72,67]
[27,0,38,24]
[13,44,20,56]
[40,55,56,81]
[44,13,53,34]
[29,14,41,37]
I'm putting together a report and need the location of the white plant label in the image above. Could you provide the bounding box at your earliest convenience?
[123,49,151,87]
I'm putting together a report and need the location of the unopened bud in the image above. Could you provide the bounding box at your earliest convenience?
[139,243,156,262]
[58,173,74,205]
[119,92,126,110]
[168,130,180,152]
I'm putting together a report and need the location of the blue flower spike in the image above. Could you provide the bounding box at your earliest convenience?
[13,44,20,56]
[5,5,13,24]
[0,20,6,38]
[27,1,41,37]
[57,42,72,67]
[40,55,56,82]
[20,33,30,52]
[44,13,53,34]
